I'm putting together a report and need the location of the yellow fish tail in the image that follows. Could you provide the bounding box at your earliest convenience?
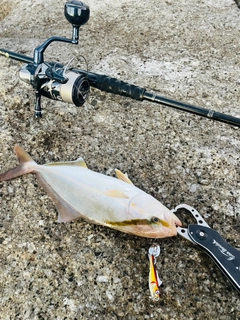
[0,145,36,181]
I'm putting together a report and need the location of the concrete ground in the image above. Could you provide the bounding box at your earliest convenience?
[0,0,240,319]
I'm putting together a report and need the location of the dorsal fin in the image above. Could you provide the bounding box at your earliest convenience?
[115,169,133,185]
[45,157,88,168]
[73,157,88,168]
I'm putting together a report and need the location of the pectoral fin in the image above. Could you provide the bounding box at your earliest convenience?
[104,189,130,198]
[115,169,133,184]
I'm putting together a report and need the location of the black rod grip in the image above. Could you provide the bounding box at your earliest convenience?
[94,75,145,100]
[188,224,240,293]
[75,70,146,101]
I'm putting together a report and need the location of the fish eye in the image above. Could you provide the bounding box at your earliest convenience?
[151,216,160,224]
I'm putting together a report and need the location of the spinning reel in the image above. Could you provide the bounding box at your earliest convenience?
[1,0,240,127]
[16,1,90,117]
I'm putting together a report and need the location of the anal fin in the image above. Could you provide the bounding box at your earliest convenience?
[36,173,83,223]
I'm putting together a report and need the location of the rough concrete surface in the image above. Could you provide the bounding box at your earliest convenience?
[0,0,240,319]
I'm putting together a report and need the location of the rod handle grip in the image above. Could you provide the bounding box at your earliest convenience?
[85,72,145,100]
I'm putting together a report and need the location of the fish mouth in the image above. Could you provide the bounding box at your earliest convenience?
[171,211,182,227]
[163,213,182,237]
[175,219,182,227]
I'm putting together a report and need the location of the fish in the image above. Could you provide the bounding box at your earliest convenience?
[148,243,162,301]
[0,145,182,238]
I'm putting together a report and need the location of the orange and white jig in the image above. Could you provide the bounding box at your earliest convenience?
[148,243,162,301]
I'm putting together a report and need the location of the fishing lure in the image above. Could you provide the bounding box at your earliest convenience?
[148,243,162,300]
[0,145,182,238]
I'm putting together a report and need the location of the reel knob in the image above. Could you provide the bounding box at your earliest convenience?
[64,1,90,26]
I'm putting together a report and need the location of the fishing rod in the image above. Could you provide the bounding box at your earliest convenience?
[1,0,240,127]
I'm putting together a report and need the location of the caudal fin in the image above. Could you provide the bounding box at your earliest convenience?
[0,145,37,181]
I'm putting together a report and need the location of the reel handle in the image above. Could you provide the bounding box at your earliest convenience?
[65,0,90,27]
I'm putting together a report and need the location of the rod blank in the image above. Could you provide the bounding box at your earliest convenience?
[143,91,240,127]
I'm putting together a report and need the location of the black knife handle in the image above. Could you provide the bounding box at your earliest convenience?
[188,224,240,293]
